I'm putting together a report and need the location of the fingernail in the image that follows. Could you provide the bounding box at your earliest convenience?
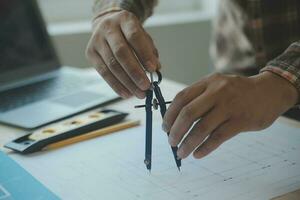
[157,61,162,70]
[138,78,150,90]
[168,136,176,146]
[177,148,184,159]
[136,93,145,99]
[145,61,156,72]
[120,92,130,99]
[134,88,146,99]
[162,123,168,132]
[193,151,204,159]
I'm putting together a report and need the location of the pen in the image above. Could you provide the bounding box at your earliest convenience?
[44,120,140,151]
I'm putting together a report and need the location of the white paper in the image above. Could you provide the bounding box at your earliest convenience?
[11,121,300,200]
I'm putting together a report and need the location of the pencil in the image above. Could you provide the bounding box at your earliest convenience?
[44,120,140,151]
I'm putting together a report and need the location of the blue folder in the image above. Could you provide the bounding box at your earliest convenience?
[0,151,59,200]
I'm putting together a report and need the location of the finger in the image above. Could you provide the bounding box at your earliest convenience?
[87,49,131,98]
[144,32,157,56]
[95,39,145,99]
[105,29,151,91]
[144,32,161,69]
[177,106,229,159]
[168,90,216,147]
[193,120,239,159]
[163,82,207,132]
[145,32,161,70]
[146,33,160,59]
[120,19,159,72]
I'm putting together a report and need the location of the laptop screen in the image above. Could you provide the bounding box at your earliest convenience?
[0,0,60,85]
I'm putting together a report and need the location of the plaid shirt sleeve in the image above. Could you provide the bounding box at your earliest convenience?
[261,41,300,93]
[212,0,300,96]
[93,0,157,22]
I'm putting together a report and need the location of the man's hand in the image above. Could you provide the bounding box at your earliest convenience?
[86,10,160,99]
[163,72,299,159]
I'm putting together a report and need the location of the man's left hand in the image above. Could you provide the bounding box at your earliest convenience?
[163,72,299,159]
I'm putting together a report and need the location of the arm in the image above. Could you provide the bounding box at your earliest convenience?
[86,0,159,99]
[162,42,300,160]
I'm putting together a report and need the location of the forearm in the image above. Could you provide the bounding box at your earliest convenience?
[93,0,157,22]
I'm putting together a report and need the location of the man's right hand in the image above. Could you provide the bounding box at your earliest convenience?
[86,10,161,99]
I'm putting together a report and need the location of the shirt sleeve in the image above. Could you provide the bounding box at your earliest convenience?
[261,41,300,94]
[93,0,157,22]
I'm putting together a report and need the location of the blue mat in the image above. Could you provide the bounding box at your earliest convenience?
[0,151,59,200]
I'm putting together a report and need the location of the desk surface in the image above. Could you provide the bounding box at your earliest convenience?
[0,79,186,152]
[0,79,299,200]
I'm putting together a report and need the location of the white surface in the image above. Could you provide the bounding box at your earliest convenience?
[9,119,300,200]
[2,79,300,200]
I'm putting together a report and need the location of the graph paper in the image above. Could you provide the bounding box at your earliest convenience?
[11,120,300,200]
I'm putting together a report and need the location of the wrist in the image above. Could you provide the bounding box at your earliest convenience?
[252,71,299,112]
[93,8,123,22]
[92,10,123,30]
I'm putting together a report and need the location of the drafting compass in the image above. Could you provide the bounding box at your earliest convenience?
[135,71,181,171]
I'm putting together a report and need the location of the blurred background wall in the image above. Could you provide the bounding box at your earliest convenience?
[37,0,219,85]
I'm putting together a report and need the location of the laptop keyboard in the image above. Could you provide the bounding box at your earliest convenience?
[0,73,100,112]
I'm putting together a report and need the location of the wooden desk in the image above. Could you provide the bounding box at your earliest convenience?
[0,79,299,200]
[272,189,300,200]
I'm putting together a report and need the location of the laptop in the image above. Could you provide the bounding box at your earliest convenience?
[0,0,119,129]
